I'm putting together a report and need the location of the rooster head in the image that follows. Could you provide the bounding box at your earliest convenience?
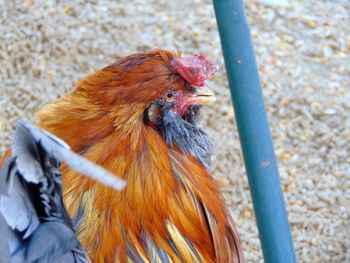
[76,50,218,124]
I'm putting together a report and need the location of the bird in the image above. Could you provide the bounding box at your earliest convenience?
[1,50,243,262]
[0,120,125,263]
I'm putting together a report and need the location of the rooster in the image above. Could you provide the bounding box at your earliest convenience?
[0,120,125,262]
[1,50,243,262]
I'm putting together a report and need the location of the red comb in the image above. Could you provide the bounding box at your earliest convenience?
[170,54,218,87]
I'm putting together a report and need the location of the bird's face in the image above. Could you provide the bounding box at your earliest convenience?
[144,52,218,127]
[145,84,216,126]
[163,85,216,116]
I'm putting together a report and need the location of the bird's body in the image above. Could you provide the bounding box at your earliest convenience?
[1,50,243,262]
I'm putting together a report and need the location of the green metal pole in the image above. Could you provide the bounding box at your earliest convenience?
[213,1,296,262]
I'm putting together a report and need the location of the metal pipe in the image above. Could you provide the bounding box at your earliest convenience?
[213,1,296,262]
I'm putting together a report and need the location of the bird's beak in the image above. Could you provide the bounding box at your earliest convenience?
[191,85,216,105]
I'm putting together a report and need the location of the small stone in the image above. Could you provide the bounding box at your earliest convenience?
[242,209,252,218]
[289,201,296,206]
[307,20,317,28]
[323,109,337,115]
[22,0,33,7]
[0,118,5,131]
[63,6,75,16]
[280,152,291,161]
[257,0,291,7]
[215,177,230,188]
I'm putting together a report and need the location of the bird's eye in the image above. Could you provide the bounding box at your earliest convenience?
[165,91,175,102]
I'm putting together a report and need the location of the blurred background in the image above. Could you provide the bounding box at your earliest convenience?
[0,0,349,262]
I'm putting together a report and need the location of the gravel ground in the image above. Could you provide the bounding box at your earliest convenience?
[1,0,349,262]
